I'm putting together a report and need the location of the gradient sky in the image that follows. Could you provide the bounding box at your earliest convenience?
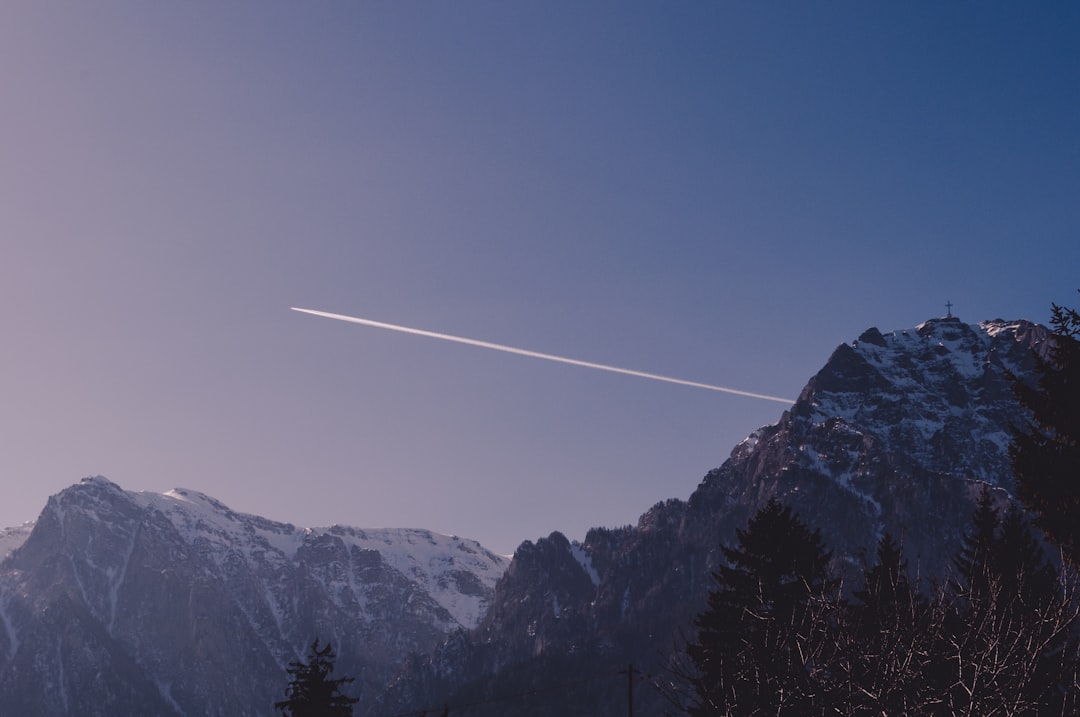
[2,3,1078,555]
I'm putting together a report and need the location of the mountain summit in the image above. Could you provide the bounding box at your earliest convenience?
[0,477,507,715]
[693,317,1049,573]
[385,317,1050,716]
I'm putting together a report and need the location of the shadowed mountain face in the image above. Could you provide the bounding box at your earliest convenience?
[380,318,1049,717]
[0,478,507,716]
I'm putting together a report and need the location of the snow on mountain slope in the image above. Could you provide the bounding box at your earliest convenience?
[124,483,504,628]
[804,318,1043,453]
[0,476,508,716]
[693,316,1051,574]
[788,318,1046,509]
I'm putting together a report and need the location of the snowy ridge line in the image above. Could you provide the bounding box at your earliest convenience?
[61,477,510,630]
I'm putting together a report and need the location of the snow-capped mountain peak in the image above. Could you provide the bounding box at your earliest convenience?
[0,317,1055,716]
[0,477,509,715]
[796,318,1046,483]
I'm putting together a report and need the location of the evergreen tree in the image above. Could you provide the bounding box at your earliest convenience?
[686,498,837,716]
[845,533,936,715]
[945,496,1075,715]
[852,533,910,622]
[996,505,1058,610]
[1012,295,1080,565]
[953,488,1001,599]
[275,639,359,717]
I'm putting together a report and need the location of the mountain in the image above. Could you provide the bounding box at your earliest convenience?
[0,317,1051,716]
[0,477,508,716]
[381,317,1051,716]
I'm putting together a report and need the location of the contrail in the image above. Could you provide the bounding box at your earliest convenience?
[291,307,795,404]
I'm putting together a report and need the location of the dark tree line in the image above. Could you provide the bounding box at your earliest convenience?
[669,493,1080,716]
[684,499,838,716]
[1012,296,1080,565]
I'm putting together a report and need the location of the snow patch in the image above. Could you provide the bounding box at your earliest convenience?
[980,319,1027,338]
[800,446,882,517]
[107,525,139,635]
[56,639,69,713]
[569,543,599,587]
[0,593,19,658]
[155,681,184,714]
[736,427,768,451]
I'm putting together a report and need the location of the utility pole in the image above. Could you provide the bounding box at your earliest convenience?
[620,663,636,717]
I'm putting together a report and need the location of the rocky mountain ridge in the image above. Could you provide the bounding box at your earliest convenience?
[380,317,1051,716]
[0,476,507,715]
[0,316,1051,716]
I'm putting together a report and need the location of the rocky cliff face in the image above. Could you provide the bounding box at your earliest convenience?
[0,477,508,716]
[382,317,1050,716]
[694,317,1049,575]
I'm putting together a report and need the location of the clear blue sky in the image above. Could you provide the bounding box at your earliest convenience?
[2,2,1077,555]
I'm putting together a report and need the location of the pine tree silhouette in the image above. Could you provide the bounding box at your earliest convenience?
[1012,295,1080,565]
[275,639,359,717]
[686,498,836,716]
[846,532,938,714]
[954,487,1000,598]
[946,495,1075,714]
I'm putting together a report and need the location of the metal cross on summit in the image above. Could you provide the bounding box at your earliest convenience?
[946,300,954,318]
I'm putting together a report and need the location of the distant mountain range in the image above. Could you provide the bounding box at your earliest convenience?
[0,316,1050,716]
[0,477,506,715]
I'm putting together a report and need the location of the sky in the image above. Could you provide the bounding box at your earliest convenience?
[1,2,1078,555]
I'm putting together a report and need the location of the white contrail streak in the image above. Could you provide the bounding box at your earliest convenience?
[291,307,795,404]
